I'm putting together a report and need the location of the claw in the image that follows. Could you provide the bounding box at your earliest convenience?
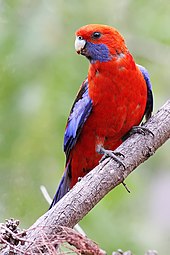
[97,145,125,169]
[131,126,154,137]
[122,125,154,141]
[78,177,82,182]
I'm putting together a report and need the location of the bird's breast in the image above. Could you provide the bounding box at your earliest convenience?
[87,58,147,138]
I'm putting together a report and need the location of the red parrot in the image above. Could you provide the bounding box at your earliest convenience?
[49,24,153,209]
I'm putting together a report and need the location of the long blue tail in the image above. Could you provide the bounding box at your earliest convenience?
[49,163,71,209]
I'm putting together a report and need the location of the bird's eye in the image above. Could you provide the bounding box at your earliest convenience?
[78,36,83,40]
[92,32,101,39]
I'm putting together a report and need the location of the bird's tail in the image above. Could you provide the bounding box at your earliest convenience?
[49,162,71,209]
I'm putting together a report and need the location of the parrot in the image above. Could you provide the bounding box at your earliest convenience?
[49,24,153,209]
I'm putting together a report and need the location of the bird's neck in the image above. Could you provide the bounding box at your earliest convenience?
[87,51,137,105]
[88,50,135,78]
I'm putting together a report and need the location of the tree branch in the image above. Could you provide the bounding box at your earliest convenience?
[3,100,170,253]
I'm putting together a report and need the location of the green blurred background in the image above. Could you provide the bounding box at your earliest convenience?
[0,0,170,254]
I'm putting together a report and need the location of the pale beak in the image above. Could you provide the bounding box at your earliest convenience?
[75,36,86,54]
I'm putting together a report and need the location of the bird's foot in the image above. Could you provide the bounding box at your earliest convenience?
[122,125,154,141]
[97,145,125,169]
[131,126,154,136]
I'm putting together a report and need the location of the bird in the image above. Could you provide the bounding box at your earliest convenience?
[49,24,153,209]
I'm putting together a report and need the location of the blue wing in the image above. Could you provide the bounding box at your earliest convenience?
[137,64,153,120]
[49,79,92,209]
[64,79,93,160]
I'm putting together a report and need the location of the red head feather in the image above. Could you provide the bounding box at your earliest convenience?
[75,24,128,57]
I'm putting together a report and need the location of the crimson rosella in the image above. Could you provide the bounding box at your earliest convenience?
[49,24,153,209]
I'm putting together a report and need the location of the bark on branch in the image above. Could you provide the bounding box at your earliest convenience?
[4,100,170,253]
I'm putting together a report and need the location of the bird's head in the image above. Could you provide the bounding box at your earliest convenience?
[75,24,128,63]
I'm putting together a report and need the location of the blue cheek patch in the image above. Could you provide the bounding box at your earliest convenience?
[86,42,111,63]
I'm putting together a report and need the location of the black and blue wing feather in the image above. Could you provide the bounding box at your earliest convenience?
[64,79,93,160]
[137,64,153,120]
[49,79,92,208]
